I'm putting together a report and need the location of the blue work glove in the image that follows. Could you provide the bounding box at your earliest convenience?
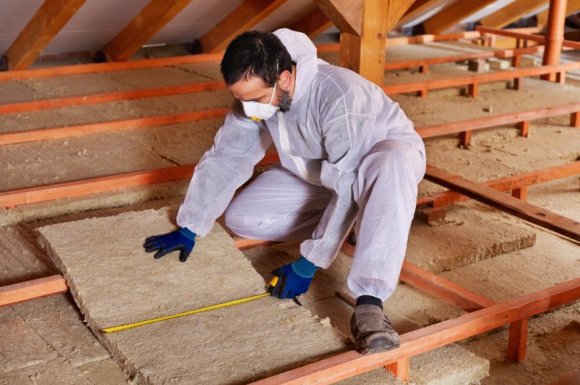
[143,227,196,262]
[270,256,317,299]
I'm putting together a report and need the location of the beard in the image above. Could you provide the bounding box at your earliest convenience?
[278,88,292,112]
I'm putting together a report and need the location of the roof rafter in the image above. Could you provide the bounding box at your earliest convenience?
[199,0,288,53]
[423,0,498,33]
[2,0,86,70]
[537,0,580,26]
[102,0,193,62]
[481,0,549,28]
[314,0,364,35]
[291,7,333,39]
[396,0,445,27]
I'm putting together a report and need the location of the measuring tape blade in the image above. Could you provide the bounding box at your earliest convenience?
[101,292,270,334]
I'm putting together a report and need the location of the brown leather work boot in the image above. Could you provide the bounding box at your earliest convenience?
[350,304,400,354]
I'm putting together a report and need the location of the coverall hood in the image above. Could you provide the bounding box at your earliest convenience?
[273,28,319,103]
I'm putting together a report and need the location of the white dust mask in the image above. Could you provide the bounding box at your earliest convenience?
[241,82,280,121]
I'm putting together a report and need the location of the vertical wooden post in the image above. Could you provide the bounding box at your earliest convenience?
[460,130,472,147]
[358,0,389,86]
[468,82,479,98]
[385,358,410,381]
[571,112,580,128]
[541,0,567,81]
[518,121,530,137]
[507,318,528,362]
[512,187,528,201]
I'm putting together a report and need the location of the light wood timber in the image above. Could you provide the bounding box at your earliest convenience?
[423,0,498,34]
[248,277,580,384]
[476,26,580,49]
[199,0,287,53]
[480,0,549,28]
[291,6,333,39]
[3,0,86,70]
[0,275,67,306]
[425,165,580,241]
[314,0,363,35]
[102,0,193,61]
[396,0,446,28]
[541,0,567,81]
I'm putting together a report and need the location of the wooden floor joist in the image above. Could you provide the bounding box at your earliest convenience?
[0,108,229,146]
[425,165,580,242]
[418,161,580,209]
[476,26,580,50]
[0,275,68,307]
[2,61,577,118]
[250,277,580,385]
[0,81,226,115]
[341,242,496,311]
[383,62,580,96]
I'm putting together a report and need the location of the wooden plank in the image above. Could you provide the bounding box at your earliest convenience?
[249,277,580,384]
[548,372,580,385]
[422,161,580,209]
[424,165,580,241]
[480,0,549,28]
[341,243,495,311]
[199,0,288,53]
[0,108,229,146]
[385,62,580,95]
[291,7,333,39]
[0,153,280,208]
[0,52,224,83]
[0,275,67,307]
[476,26,580,49]
[396,0,446,27]
[0,81,226,115]
[423,0,498,34]
[358,0,390,85]
[314,0,363,35]
[415,101,580,138]
[3,0,86,70]
[384,46,545,71]
[103,0,193,61]
[506,318,528,362]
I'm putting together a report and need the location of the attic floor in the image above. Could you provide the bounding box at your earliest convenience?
[0,40,579,385]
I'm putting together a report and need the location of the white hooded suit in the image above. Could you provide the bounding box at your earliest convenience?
[177,29,426,300]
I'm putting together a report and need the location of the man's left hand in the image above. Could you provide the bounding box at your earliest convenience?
[270,256,317,299]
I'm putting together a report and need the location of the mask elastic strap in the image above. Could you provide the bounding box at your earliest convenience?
[269,82,277,104]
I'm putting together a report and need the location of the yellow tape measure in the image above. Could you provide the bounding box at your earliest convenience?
[101,276,279,334]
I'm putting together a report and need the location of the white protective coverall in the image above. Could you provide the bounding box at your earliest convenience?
[177,29,426,300]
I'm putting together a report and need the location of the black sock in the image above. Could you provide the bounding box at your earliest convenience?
[356,295,383,309]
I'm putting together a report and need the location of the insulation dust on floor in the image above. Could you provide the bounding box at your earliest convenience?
[37,207,396,384]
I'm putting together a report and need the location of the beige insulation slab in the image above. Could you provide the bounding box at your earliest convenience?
[36,208,397,384]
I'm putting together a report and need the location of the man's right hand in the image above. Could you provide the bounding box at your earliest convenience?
[143,227,196,262]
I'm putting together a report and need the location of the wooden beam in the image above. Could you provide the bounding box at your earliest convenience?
[396,0,446,27]
[537,0,580,27]
[476,26,580,49]
[423,0,498,34]
[421,161,580,209]
[3,0,86,70]
[314,0,363,35]
[0,108,229,146]
[342,242,495,312]
[199,0,287,53]
[0,52,224,83]
[384,62,580,96]
[102,0,193,61]
[0,81,226,115]
[0,153,280,208]
[425,165,580,241]
[340,0,415,85]
[481,0,549,28]
[249,277,580,384]
[291,7,333,39]
[0,275,68,307]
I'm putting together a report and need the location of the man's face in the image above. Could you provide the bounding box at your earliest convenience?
[228,70,293,112]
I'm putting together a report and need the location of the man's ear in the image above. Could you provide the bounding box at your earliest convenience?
[279,69,292,91]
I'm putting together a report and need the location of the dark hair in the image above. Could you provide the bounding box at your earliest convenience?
[220,31,293,86]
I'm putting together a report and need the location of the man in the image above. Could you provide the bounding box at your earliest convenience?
[144,29,425,354]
